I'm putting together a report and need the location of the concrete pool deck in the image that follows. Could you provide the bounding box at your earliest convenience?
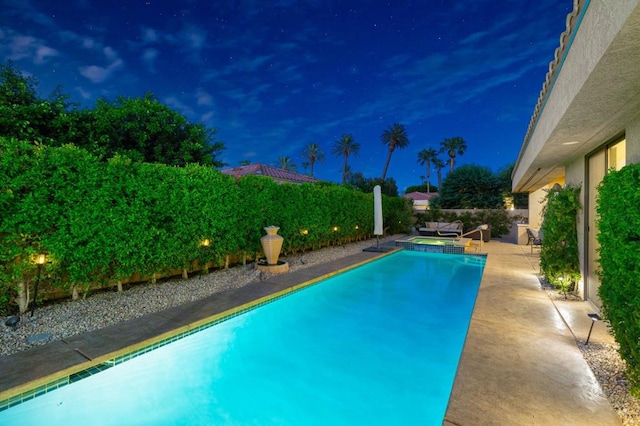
[0,239,621,424]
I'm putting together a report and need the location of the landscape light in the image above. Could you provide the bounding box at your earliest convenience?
[333,226,338,232]
[201,239,210,247]
[31,253,47,318]
[300,229,309,236]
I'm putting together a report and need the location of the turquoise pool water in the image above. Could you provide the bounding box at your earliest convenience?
[0,251,485,425]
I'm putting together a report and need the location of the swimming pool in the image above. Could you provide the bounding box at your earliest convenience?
[0,250,485,425]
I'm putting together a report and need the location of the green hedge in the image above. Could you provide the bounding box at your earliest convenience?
[596,164,640,396]
[0,138,411,311]
[414,208,511,237]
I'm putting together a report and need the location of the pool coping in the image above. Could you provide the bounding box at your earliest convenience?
[0,246,402,409]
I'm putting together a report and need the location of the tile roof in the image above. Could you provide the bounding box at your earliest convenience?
[403,191,438,201]
[519,1,585,160]
[220,164,318,184]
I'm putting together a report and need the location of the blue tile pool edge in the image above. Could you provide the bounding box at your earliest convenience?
[0,248,403,412]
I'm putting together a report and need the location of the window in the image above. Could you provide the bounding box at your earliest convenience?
[607,139,626,171]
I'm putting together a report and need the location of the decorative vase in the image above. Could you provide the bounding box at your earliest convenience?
[261,226,284,265]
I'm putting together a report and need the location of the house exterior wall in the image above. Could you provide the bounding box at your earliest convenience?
[412,200,429,212]
[516,1,640,308]
[528,189,546,229]
[627,111,640,164]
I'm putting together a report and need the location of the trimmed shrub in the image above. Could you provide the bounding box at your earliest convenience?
[596,164,640,396]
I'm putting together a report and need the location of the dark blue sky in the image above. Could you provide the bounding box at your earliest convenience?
[1,0,571,192]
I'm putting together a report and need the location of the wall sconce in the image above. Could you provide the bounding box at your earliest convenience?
[31,253,47,318]
[201,239,211,247]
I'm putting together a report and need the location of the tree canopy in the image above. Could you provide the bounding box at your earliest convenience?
[0,62,225,167]
[417,147,438,193]
[380,123,409,180]
[432,164,503,209]
[332,133,360,184]
[277,156,297,171]
[347,172,398,197]
[495,162,528,209]
[405,183,438,194]
[439,136,467,173]
[302,142,324,177]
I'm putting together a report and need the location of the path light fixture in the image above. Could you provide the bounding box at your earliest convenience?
[333,226,339,232]
[199,239,211,274]
[30,253,47,318]
[585,313,601,345]
[354,225,359,230]
[300,229,309,236]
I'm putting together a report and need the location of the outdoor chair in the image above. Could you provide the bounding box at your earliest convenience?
[526,228,543,253]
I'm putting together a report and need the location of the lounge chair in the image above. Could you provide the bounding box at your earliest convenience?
[418,220,463,237]
[526,228,543,253]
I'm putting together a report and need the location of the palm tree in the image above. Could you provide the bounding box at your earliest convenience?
[302,142,324,177]
[433,157,446,190]
[439,136,467,173]
[380,123,409,180]
[417,147,438,193]
[301,161,310,174]
[277,156,297,172]
[331,133,360,184]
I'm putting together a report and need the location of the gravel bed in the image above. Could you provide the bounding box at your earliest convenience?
[579,342,640,426]
[541,281,640,425]
[0,236,400,357]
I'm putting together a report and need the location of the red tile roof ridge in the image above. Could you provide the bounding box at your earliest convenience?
[220,163,318,184]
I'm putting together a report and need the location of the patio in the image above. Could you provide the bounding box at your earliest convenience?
[0,238,621,424]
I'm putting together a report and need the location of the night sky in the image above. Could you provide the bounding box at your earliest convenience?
[1,0,572,192]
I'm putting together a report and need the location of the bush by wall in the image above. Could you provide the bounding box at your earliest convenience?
[596,164,640,396]
[539,184,581,294]
[414,208,511,237]
[0,138,410,312]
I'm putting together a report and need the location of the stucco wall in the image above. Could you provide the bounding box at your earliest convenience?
[528,188,546,229]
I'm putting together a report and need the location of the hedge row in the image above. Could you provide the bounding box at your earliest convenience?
[414,208,512,237]
[0,138,411,312]
[596,164,640,396]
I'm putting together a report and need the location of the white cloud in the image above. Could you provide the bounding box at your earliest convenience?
[34,45,59,63]
[103,46,118,61]
[164,96,194,116]
[200,111,215,122]
[141,48,158,71]
[74,86,92,100]
[196,89,213,105]
[81,37,96,49]
[0,30,59,64]
[181,24,207,51]
[79,59,123,83]
[141,27,159,43]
